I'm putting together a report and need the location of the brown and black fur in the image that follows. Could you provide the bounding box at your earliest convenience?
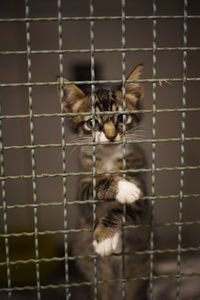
[58,65,150,300]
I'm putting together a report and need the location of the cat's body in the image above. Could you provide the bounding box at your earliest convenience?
[58,65,150,299]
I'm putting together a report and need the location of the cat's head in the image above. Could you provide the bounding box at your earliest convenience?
[58,64,144,143]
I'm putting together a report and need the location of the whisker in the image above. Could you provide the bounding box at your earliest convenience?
[126,134,148,140]
[125,134,150,142]
[128,124,147,132]
[125,128,150,141]
[126,130,147,136]
[126,124,150,139]
[67,135,92,144]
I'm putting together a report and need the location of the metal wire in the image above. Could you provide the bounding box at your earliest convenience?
[0,271,200,295]
[25,1,41,299]
[0,14,200,22]
[176,1,188,299]
[0,85,12,299]
[1,192,200,212]
[0,1,200,300]
[89,0,98,298]
[1,77,200,89]
[120,0,127,298]
[149,1,157,298]
[1,106,200,121]
[57,0,70,299]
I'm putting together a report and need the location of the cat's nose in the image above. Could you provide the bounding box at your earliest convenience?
[107,134,117,142]
[103,122,117,142]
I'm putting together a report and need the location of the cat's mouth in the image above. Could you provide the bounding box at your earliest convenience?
[95,131,121,144]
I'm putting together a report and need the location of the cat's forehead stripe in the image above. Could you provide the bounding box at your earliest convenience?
[94,89,118,112]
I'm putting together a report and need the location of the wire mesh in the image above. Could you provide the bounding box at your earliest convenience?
[24,0,41,298]
[0,0,200,300]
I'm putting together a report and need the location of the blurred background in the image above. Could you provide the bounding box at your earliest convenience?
[0,0,200,299]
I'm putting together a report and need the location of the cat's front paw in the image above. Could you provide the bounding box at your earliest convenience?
[93,232,122,256]
[116,180,142,204]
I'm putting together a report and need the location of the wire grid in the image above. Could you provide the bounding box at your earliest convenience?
[0,0,200,299]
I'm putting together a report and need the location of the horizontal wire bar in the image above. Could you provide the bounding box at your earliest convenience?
[0,15,200,22]
[1,163,200,181]
[0,271,200,293]
[0,193,199,211]
[1,107,200,121]
[1,77,200,88]
[0,218,200,240]
[2,136,200,151]
[1,46,200,56]
[0,245,200,267]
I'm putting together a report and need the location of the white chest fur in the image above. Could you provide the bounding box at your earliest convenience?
[99,144,132,172]
[81,144,132,172]
[101,148,123,171]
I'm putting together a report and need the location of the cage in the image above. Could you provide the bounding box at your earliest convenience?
[0,0,200,299]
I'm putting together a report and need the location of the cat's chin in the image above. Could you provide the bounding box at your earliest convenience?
[102,143,120,148]
[98,143,123,153]
[95,131,122,144]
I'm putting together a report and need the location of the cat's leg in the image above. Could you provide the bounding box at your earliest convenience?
[116,178,143,204]
[93,206,123,256]
[97,175,143,204]
[93,176,144,256]
[93,199,149,257]
[81,176,145,256]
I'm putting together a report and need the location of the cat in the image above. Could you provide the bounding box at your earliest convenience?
[58,64,150,300]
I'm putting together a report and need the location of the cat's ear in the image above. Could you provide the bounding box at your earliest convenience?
[125,64,144,103]
[57,77,86,112]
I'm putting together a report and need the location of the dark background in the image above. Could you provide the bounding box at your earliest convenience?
[0,0,200,299]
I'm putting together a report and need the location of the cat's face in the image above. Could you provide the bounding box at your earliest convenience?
[58,64,144,143]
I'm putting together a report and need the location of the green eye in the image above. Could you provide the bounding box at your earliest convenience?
[85,118,100,130]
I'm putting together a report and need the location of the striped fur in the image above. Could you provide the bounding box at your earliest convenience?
[58,64,150,300]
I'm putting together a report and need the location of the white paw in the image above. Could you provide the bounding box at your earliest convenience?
[116,180,142,204]
[93,232,122,256]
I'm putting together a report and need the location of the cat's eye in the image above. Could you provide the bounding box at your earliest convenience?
[84,118,100,131]
[117,113,132,125]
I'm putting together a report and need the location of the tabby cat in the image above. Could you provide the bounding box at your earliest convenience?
[58,64,150,300]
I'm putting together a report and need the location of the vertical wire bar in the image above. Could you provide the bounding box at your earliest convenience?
[57,0,70,299]
[149,0,157,299]
[25,0,41,298]
[176,0,187,299]
[0,107,11,298]
[121,0,127,299]
[89,0,98,299]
